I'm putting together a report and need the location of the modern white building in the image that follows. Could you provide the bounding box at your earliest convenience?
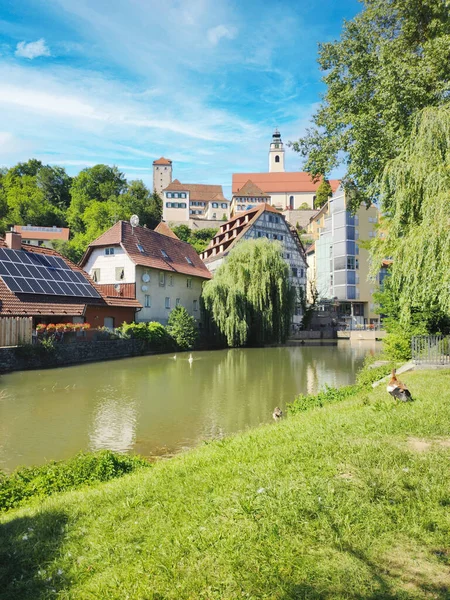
[80,220,212,325]
[200,205,308,324]
[232,130,340,210]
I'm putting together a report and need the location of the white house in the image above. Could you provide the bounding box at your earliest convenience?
[80,221,212,325]
[162,180,230,223]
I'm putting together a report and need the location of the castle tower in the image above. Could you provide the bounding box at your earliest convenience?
[153,157,173,195]
[268,129,285,173]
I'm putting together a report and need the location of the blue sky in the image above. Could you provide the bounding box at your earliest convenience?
[0,0,360,196]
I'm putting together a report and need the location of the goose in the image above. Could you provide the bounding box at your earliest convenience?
[272,407,283,421]
[387,369,413,402]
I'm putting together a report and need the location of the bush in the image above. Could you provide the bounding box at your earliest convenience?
[383,332,412,361]
[287,384,359,415]
[118,321,175,350]
[0,451,150,512]
[167,306,198,350]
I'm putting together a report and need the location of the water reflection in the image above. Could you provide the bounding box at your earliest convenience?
[0,342,377,471]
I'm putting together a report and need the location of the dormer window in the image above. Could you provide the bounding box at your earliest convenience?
[137,244,144,253]
[185,256,193,265]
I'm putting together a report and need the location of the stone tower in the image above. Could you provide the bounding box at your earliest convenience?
[268,129,285,173]
[153,157,173,195]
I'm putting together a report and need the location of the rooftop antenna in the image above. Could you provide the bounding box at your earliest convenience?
[130,214,139,234]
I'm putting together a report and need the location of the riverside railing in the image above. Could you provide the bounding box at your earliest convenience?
[411,335,450,366]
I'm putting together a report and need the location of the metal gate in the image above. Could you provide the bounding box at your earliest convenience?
[411,335,450,366]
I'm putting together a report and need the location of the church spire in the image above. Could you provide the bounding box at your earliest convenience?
[269,128,285,172]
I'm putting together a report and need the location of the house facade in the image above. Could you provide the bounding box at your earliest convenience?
[230,179,271,216]
[200,205,307,324]
[162,180,230,223]
[0,231,138,328]
[232,130,340,210]
[306,188,380,327]
[13,225,70,248]
[80,221,211,325]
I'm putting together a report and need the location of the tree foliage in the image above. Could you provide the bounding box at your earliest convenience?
[171,225,217,254]
[371,106,450,332]
[167,306,198,350]
[202,239,294,347]
[292,0,450,210]
[315,179,332,208]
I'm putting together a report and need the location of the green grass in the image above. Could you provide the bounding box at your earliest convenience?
[1,369,450,599]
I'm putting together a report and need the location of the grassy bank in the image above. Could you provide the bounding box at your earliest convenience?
[1,369,450,599]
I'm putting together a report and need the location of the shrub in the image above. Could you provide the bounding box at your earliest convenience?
[383,333,412,361]
[0,451,150,512]
[167,306,198,350]
[118,321,175,350]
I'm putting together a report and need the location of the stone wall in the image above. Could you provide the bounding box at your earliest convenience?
[0,339,161,374]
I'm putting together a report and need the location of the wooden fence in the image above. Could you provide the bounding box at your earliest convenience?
[0,317,33,347]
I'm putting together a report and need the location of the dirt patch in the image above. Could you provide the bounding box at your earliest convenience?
[407,437,450,452]
[383,545,450,598]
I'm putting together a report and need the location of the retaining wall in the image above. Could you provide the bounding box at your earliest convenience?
[0,339,161,374]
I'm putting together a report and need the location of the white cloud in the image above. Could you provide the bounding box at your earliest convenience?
[207,24,237,46]
[15,38,51,60]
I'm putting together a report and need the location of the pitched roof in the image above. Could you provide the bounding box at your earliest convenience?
[232,172,340,195]
[0,238,140,316]
[154,222,179,239]
[163,181,228,203]
[232,179,270,198]
[200,204,282,263]
[153,157,172,165]
[82,221,212,280]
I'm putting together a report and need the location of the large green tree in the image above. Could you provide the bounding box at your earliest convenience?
[371,106,450,331]
[292,0,450,210]
[202,239,294,347]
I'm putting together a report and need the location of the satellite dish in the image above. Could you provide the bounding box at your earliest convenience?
[130,214,139,228]
[142,273,150,283]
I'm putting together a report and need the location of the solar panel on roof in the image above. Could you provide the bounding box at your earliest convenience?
[0,248,101,298]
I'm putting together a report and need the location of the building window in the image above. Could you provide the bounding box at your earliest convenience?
[174,193,179,198]
[91,268,100,282]
[292,267,298,277]
[289,195,294,202]
[187,278,192,288]
[136,243,144,253]
[165,297,171,309]
[275,155,280,163]
[212,213,216,219]
[166,193,172,198]
[166,202,171,208]
[257,231,262,237]
[212,202,218,208]
[286,253,290,259]
[104,247,115,256]
[169,275,174,286]
[193,299,198,312]
[176,298,181,306]
[185,256,193,265]
[115,267,125,280]
[159,272,165,286]
[221,203,227,209]
[145,295,151,308]
[300,268,304,278]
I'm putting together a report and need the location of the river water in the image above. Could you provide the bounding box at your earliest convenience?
[0,342,377,472]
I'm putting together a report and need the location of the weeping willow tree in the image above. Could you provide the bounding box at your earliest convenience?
[202,239,295,347]
[371,106,450,330]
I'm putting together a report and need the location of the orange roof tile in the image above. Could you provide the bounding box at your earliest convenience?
[153,157,172,165]
[232,179,270,198]
[154,222,180,239]
[82,221,212,280]
[232,172,340,195]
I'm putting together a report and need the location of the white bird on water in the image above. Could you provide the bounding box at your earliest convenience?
[173,355,177,360]
[188,353,194,365]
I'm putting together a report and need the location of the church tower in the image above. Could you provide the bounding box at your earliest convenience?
[153,157,173,195]
[268,129,285,173]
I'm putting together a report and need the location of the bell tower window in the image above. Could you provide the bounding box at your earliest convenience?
[275,155,280,163]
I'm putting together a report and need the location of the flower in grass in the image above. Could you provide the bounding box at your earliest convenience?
[257,487,266,494]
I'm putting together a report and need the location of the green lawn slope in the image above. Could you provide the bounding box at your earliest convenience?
[1,369,450,599]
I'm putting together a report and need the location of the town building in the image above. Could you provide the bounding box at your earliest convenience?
[232,130,340,210]
[306,187,380,327]
[80,220,212,325]
[162,179,230,223]
[12,225,70,248]
[0,231,139,328]
[200,205,307,324]
[153,157,173,195]
[230,179,271,216]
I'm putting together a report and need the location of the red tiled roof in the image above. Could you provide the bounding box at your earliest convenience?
[232,172,340,195]
[232,179,270,198]
[163,181,227,203]
[153,157,172,165]
[0,238,141,316]
[154,222,179,239]
[82,221,212,280]
[200,204,282,263]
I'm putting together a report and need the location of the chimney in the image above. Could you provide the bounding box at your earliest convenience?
[5,230,22,250]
